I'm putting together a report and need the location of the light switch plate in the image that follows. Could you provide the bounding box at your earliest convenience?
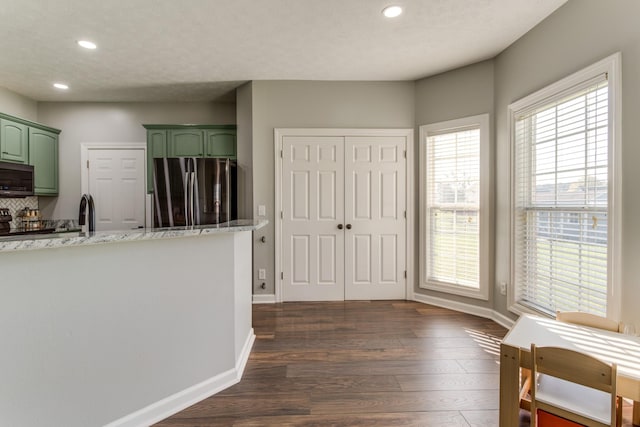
[258,205,266,217]
[258,268,266,280]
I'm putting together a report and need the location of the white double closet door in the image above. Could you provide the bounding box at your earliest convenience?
[280,132,407,301]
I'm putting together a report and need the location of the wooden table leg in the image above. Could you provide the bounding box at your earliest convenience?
[500,343,521,427]
[633,401,640,426]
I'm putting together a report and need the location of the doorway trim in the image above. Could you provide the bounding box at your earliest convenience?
[274,128,414,303]
[80,142,148,226]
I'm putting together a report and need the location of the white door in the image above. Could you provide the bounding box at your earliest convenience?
[282,136,345,301]
[280,133,407,301]
[87,149,146,231]
[344,136,406,299]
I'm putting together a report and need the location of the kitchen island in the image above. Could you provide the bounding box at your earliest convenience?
[0,220,266,427]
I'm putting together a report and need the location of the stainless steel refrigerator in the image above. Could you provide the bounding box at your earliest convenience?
[152,158,237,227]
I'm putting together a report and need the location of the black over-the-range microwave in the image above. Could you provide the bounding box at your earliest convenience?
[0,161,34,197]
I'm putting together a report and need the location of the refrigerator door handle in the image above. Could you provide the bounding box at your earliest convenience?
[225,159,231,225]
[190,171,196,226]
[184,171,190,226]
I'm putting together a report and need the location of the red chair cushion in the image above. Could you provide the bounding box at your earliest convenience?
[537,409,584,426]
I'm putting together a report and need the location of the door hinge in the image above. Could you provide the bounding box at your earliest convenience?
[280,150,283,158]
[404,270,407,278]
[281,272,284,280]
[404,210,406,219]
[280,211,283,219]
[404,150,406,158]
[86,160,90,169]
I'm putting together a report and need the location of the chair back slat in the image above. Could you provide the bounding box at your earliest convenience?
[535,346,614,392]
[556,311,621,332]
[530,344,618,427]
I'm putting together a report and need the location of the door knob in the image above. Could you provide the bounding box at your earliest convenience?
[346,224,352,230]
[337,224,343,230]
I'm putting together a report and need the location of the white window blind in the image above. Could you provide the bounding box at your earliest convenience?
[513,75,609,316]
[426,127,480,289]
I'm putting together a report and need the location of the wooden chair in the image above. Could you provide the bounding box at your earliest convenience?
[530,344,621,427]
[519,311,622,413]
[556,310,625,426]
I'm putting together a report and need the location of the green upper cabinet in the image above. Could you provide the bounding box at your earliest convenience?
[205,130,236,158]
[0,118,29,164]
[28,128,58,195]
[0,113,60,196]
[148,129,167,158]
[146,130,167,193]
[168,129,204,157]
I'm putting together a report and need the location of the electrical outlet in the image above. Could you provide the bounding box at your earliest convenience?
[258,205,266,217]
[500,281,507,296]
[258,268,266,280]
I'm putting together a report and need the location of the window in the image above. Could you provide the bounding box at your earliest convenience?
[419,114,490,300]
[510,53,621,318]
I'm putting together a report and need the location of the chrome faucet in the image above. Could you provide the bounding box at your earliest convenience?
[78,194,95,232]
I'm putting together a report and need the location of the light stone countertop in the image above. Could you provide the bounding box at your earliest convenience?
[0,219,267,252]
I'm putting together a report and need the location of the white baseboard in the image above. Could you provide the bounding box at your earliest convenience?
[236,328,255,373]
[252,294,276,304]
[491,309,516,329]
[106,330,256,427]
[413,293,516,329]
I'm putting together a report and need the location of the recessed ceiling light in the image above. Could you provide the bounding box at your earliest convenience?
[382,5,402,18]
[53,83,69,90]
[77,40,97,50]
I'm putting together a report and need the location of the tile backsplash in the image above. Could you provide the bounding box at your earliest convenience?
[0,197,39,228]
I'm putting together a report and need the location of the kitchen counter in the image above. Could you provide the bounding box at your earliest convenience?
[1,219,264,427]
[0,219,267,252]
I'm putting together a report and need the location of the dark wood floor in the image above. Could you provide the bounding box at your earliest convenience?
[154,300,635,427]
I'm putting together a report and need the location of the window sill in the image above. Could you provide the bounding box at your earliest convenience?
[420,280,488,301]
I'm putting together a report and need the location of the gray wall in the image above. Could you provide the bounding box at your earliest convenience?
[0,87,38,121]
[236,83,254,220]
[250,80,415,296]
[36,102,236,219]
[413,60,495,308]
[493,0,640,323]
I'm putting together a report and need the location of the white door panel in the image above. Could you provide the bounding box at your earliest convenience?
[88,149,145,231]
[282,136,345,301]
[345,136,406,300]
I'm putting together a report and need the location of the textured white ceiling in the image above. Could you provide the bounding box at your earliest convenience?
[0,0,567,102]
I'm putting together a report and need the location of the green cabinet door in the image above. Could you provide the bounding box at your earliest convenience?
[168,129,204,157]
[1,118,29,163]
[28,128,58,195]
[147,130,167,193]
[205,130,236,158]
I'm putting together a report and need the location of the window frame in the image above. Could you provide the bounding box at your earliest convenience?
[508,53,622,320]
[419,114,491,300]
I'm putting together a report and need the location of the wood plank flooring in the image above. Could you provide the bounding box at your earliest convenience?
[154,301,635,427]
